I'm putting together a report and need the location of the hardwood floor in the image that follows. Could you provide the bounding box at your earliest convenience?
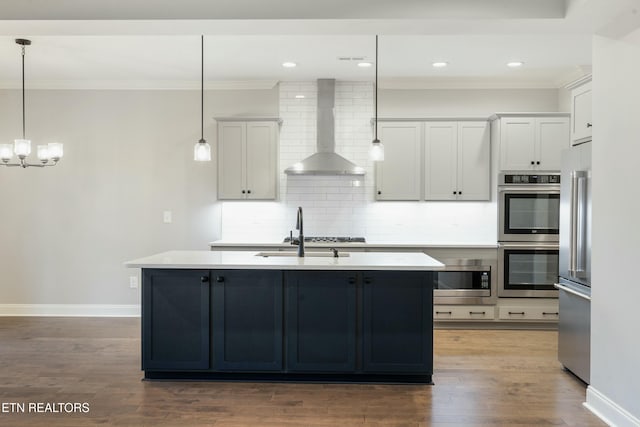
[0,317,604,426]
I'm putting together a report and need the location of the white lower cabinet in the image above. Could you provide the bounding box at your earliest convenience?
[497,302,559,321]
[434,305,495,321]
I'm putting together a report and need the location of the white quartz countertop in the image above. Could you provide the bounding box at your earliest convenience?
[125,250,445,271]
[209,240,498,249]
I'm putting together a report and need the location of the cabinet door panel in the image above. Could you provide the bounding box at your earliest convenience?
[246,122,277,199]
[536,117,570,171]
[376,122,421,200]
[218,122,246,199]
[362,271,433,373]
[457,121,490,201]
[142,269,210,370]
[500,118,536,170]
[424,122,457,200]
[286,271,357,372]
[212,270,283,371]
[572,82,592,144]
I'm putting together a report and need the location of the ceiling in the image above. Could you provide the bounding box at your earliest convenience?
[0,0,636,90]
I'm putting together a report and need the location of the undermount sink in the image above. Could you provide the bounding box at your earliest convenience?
[255,251,350,258]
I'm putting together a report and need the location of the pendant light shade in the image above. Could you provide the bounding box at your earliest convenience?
[369,35,384,162]
[194,35,212,162]
[1,39,64,169]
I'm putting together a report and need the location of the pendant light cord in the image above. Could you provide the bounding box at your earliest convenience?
[374,35,378,142]
[21,44,26,139]
[201,35,204,142]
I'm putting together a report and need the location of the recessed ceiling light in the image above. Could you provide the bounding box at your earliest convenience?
[282,62,297,68]
[294,94,305,99]
[432,61,448,68]
[507,61,524,68]
[357,62,373,68]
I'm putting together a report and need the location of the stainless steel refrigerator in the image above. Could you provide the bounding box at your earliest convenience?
[556,141,591,383]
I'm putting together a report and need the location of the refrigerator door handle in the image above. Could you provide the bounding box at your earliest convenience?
[554,283,591,301]
[569,171,579,277]
[575,171,589,279]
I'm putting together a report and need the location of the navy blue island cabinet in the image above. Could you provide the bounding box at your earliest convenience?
[141,268,433,383]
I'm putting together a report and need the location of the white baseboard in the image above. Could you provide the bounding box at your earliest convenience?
[585,386,640,427]
[0,304,140,317]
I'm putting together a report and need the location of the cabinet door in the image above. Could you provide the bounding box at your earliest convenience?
[218,122,246,200]
[142,269,210,370]
[536,117,570,171]
[571,82,592,144]
[246,122,277,200]
[212,270,283,371]
[424,122,457,200]
[362,271,433,373]
[285,271,357,372]
[457,121,490,201]
[375,122,421,200]
[500,118,536,171]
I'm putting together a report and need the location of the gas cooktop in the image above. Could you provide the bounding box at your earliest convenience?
[283,236,366,243]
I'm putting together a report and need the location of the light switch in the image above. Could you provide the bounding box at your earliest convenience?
[163,211,172,223]
[129,276,139,289]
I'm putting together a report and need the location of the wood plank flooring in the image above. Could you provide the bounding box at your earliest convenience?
[0,317,604,426]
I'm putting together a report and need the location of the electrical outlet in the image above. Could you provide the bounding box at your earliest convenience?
[163,211,172,223]
[129,276,138,289]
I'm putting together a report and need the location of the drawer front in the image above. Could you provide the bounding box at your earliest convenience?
[498,306,559,321]
[434,306,495,320]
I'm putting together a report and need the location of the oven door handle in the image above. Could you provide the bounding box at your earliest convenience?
[498,186,560,193]
[554,283,591,301]
[498,243,559,250]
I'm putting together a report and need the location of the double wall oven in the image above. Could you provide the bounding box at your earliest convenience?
[498,173,560,297]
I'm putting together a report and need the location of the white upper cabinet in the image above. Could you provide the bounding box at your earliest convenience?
[570,79,592,145]
[375,122,422,200]
[495,114,570,171]
[217,120,278,200]
[424,121,490,201]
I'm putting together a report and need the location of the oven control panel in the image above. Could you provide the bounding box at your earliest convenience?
[502,174,560,184]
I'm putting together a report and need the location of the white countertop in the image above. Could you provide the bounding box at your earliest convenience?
[125,250,445,271]
[209,240,498,249]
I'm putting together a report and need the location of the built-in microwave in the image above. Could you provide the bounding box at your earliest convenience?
[498,243,559,298]
[432,258,496,305]
[498,173,561,243]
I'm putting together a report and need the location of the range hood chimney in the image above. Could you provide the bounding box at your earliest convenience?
[284,79,365,176]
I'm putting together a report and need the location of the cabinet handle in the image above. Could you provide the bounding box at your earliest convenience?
[247,190,251,194]
[201,276,210,283]
[436,311,452,315]
[241,190,246,194]
[536,161,540,165]
[542,312,559,316]
[586,123,592,128]
[508,311,525,315]
[377,190,381,195]
[364,278,373,284]
[530,161,535,165]
[458,191,462,195]
[452,191,457,195]
[469,311,486,315]
[215,276,224,283]
[348,277,357,284]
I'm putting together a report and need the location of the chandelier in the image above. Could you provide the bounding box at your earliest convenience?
[1,39,63,168]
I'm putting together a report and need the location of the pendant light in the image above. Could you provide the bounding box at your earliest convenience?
[1,39,63,168]
[369,35,384,162]
[194,35,212,161]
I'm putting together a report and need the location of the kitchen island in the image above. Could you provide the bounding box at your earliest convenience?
[125,250,444,383]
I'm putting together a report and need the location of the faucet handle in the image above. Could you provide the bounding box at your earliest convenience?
[330,248,339,258]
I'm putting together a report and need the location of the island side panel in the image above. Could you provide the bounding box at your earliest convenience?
[212,270,283,371]
[142,269,210,371]
[362,271,433,375]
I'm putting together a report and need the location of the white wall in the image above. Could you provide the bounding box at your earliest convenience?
[220,84,560,244]
[0,88,278,309]
[587,33,640,425]
[379,88,561,118]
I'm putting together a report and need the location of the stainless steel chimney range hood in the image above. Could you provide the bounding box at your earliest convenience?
[284,79,365,176]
